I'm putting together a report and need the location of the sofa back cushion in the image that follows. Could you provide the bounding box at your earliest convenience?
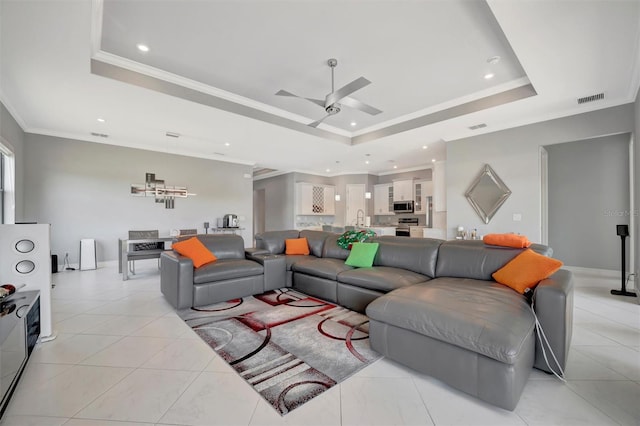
[435,240,552,281]
[322,234,352,260]
[372,236,442,277]
[176,234,245,260]
[255,230,300,254]
[299,230,333,257]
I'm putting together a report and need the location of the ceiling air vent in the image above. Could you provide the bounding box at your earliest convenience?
[577,92,604,104]
[90,132,108,138]
[468,123,487,130]
[253,167,277,177]
[165,131,180,138]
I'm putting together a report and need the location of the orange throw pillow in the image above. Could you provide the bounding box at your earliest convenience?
[492,249,563,294]
[172,237,217,268]
[285,237,310,255]
[483,233,532,249]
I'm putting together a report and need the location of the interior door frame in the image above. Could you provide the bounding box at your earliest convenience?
[346,184,366,226]
[541,134,635,274]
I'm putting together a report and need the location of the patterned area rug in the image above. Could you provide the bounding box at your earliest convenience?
[177,288,381,415]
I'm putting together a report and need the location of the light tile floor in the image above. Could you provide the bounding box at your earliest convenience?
[2,264,639,426]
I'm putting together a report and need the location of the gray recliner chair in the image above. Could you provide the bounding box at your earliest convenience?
[160,234,264,309]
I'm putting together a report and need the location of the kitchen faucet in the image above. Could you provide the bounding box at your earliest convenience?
[356,209,365,227]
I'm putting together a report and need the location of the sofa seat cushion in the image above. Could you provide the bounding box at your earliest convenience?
[193,259,263,284]
[284,254,317,271]
[338,266,429,293]
[366,277,535,365]
[292,258,353,280]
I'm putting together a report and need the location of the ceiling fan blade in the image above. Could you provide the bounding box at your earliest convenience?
[340,97,383,115]
[325,76,371,107]
[308,114,330,128]
[276,90,325,108]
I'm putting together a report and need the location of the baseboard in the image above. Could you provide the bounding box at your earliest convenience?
[564,265,638,291]
[564,266,619,279]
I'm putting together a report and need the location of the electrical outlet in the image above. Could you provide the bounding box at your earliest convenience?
[512,213,522,222]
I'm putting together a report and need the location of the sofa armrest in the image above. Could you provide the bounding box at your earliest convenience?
[248,254,286,291]
[532,268,574,373]
[246,247,271,257]
[160,251,195,309]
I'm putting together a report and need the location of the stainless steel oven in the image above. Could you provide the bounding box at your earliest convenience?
[395,217,418,237]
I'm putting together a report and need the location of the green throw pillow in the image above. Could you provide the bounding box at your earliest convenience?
[345,242,379,268]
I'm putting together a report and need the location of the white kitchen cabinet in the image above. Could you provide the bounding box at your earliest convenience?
[423,228,446,239]
[433,161,446,212]
[409,226,426,238]
[414,180,433,214]
[296,183,335,215]
[373,183,394,215]
[393,179,414,201]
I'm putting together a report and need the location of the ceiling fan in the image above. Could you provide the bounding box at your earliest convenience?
[276,58,382,128]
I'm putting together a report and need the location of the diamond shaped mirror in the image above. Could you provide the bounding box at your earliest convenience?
[465,164,511,224]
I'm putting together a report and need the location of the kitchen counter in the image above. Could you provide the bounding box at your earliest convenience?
[364,226,397,236]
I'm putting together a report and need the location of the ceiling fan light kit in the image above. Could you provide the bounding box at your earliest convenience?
[276,58,382,128]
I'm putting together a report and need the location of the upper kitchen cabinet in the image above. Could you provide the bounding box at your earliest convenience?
[414,180,433,214]
[373,183,394,215]
[297,183,335,215]
[433,161,447,212]
[392,179,414,201]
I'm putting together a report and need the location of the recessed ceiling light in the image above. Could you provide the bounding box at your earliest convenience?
[393,165,398,169]
[432,158,436,163]
[224,142,230,146]
[487,55,501,64]
[484,73,495,80]
[326,168,331,173]
[97,118,105,123]
[422,145,428,150]
[136,43,150,53]
[350,122,357,127]
[365,160,370,165]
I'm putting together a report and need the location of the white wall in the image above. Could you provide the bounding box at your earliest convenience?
[546,134,630,269]
[253,173,295,231]
[635,87,640,279]
[0,102,25,220]
[446,104,635,242]
[24,134,254,263]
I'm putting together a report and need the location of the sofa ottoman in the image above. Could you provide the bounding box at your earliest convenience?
[367,278,535,410]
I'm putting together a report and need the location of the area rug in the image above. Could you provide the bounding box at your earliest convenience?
[177,288,381,415]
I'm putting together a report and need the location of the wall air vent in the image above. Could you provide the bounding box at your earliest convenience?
[213,152,225,156]
[90,132,108,138]
[468,123,487,130]
[577,92,604,104]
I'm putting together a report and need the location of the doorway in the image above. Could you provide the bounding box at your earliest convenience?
[543,134,633,272]
[346,184,366,226]
[253,189,265,240]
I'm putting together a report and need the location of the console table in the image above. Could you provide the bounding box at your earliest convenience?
[118,236,174,281]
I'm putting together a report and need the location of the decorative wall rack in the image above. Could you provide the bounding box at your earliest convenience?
[130,172,195,209]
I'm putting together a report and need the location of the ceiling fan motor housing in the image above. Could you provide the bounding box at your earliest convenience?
[326,104,341,115]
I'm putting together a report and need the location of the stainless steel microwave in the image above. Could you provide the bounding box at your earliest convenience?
[393,201,414,214]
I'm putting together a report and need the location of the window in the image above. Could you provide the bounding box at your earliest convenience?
[0,141,15,224]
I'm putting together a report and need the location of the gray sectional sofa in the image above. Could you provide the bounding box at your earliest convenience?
[160,230,573,411]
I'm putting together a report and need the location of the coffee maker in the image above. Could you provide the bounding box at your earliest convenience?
[223,214,238,228]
